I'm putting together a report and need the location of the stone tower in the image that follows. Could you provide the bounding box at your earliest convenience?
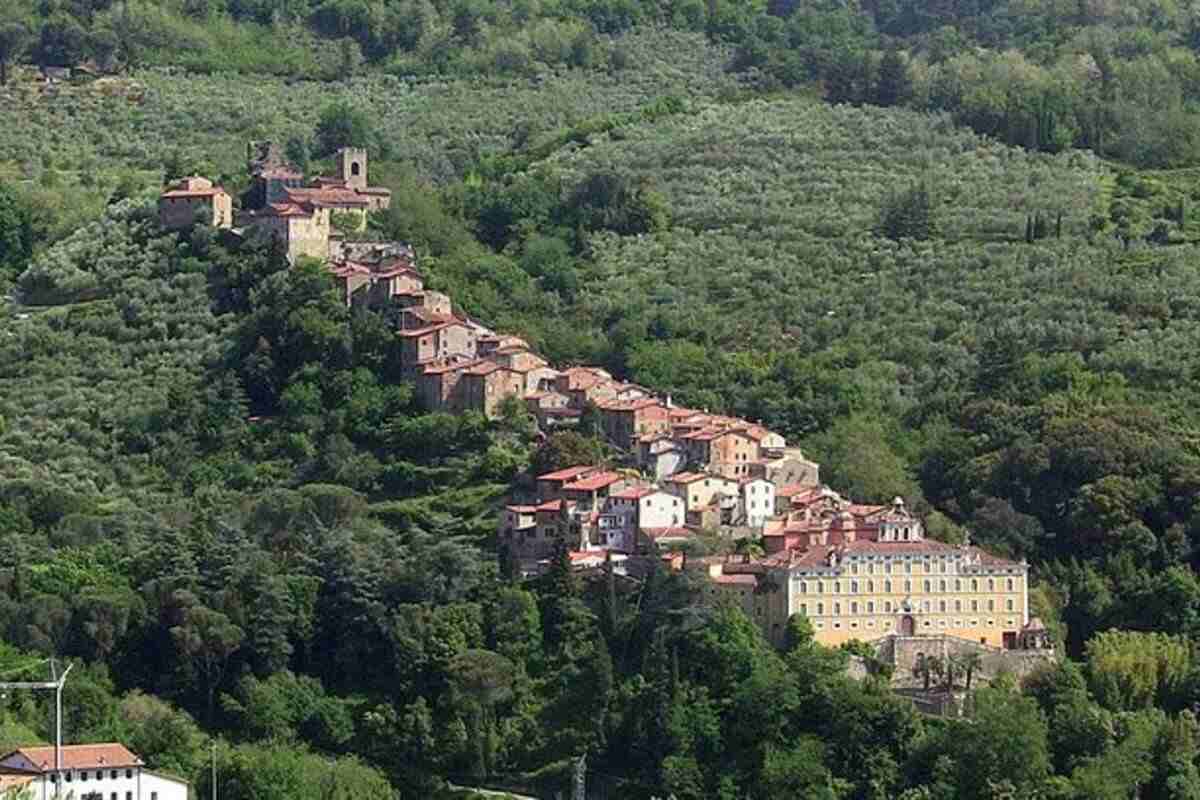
[336,147,368,191]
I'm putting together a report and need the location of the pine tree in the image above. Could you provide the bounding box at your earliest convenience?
[875,48,912,107]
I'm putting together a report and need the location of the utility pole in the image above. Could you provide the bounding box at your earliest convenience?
[0,658,72,798]
[211,741,217,800]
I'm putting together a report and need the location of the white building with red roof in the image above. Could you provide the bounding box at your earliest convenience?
[0,743,188,800]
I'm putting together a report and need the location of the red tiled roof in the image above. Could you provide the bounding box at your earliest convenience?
[712,573,757,586]
[537,465,596,482]
[6,744,142,772]
[421,358,483,376]
[564,471,623,492]
[263,202,313,217]
[286,186,371,207]
[396,320,462,338]
[505,505,538,514]
[160,187,227,198]
[609,486,661,500]
[665,471,708,484]
[536,499,568,512]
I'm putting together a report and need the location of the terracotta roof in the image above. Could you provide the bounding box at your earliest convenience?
[160,187,227,198]
[421,358,483,376]
[463,361,517,376]
[712,573,757,586]
[609,486,662,500]
[536,499,568,512]
[563,471,623,492]
[396,320,461,338]
[537,465,596,482]
[505,505,538,514]
[286,186,370,207]
[665,472,709,484]
[5,744,142,772]
[262,202,314,217]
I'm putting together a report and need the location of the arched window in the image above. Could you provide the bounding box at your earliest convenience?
[351,161,361,176]
[817,602,824,615]
[988,578,995,592]
[867,580,874,593]
[923,579,931,593]
[939,600,947,612]
[939,579,947,593]
[904,579,912,593]
[955,578,962,592]
[850,602,858,614]
[885,579,892,593]
[971,579,978,592]
[1007,578,1015,592]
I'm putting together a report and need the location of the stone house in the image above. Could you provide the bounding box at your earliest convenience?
[685,427,761,479]
[561,470,626,514]
[555,367,618,408]
[414,357,482,412]
[459,361,525,418]
[478,335,529,358]
[397,320,477,371]
[536,466,600,502]
[256,200,331,262]
[754,446,821,487]
[158,176,233,230]
[598,399,671,452]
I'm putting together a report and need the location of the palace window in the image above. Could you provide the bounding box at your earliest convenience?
[834,602,841,615]
[988,578,995,592]
[867,580,874,593]
[817,602,824,615]
[971,600,979,612]
[850,602,858,614]
[922,600,931,612]
[885,580,892,593]
[955,579,962,592]
[884,600,892,613]
[1006,599,1014,612]
[988,599,995,612]
[867,601,875,613]
[923,579,931,593]
[939,579,947,593]
[851,580,859,593]
[1007,578,1015,592]
[939,600,947,612]
[904,579,912,593]
[955,600,962,612]
[971,579,979,592]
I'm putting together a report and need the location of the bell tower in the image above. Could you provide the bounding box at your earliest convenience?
[337,147,368,190]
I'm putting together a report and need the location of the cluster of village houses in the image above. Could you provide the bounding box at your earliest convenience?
[157,150,1044,653]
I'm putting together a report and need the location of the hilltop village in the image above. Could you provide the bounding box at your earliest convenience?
[158,155,1045,658]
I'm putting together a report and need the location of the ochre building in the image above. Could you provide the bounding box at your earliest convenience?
[707,494,1029,649]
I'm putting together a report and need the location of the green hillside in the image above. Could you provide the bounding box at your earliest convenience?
[5,2,1200,798]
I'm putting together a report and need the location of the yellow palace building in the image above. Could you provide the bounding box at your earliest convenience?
[706,491,1030,650]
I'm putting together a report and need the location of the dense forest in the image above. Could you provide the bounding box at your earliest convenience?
[5,0,1200,797]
